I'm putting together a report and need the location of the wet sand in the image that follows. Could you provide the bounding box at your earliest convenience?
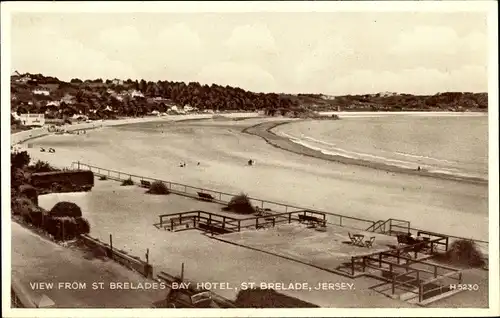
[245,120,487,185]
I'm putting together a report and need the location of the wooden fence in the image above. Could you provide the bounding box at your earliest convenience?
[80,234,153,278]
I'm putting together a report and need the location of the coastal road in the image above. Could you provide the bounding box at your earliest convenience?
[11,222,165,308]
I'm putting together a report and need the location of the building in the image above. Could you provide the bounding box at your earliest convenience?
[32,88,50,96]
[112,79,124,86]
[47,101,61,107]
[130,90,145,98]
[18,113,45,127]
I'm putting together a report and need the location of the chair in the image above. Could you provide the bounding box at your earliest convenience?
[364,236,376,248]
[348,232,358,245]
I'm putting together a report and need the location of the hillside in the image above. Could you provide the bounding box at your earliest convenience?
[10,72,488,121]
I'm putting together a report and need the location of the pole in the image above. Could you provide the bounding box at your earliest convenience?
[110,234,113,254]
[181,263,184,281]
[146,248,149,264]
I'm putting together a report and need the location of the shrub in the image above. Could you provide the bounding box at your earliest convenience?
[121,178,134,186]
[435,239,486,268]
[147,181,170,195]
[30,160,58,173]
[44,216,89,241]
[13,196,38,219]
[49,201,82,218]
[11,150,30,169]
[76,217,91,235]
[99,175,107,181]
[11,167,29,191]
[225,193,255,214]
[19,184,38,205]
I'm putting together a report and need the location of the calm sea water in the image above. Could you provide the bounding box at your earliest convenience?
[273,115,488,180]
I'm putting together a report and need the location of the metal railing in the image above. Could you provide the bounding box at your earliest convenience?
[72,162,377,231]
[72,161,489,249]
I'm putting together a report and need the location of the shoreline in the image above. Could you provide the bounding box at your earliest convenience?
[243,120,488,186]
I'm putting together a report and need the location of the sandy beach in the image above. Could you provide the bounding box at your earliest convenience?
[19,115,488,242]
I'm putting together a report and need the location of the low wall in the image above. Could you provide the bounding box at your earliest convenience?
[11,127,49,146]
[80,234,153,279]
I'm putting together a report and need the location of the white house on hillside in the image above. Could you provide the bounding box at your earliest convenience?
[47,101,61,107]
[32,88,50,96]
[130,90,144,98]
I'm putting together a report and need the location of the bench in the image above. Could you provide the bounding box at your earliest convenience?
[197,192,215,202]
[141,180,152,188]
[298,214,324,225]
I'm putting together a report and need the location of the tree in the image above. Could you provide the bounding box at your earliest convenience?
[11,151,31,169]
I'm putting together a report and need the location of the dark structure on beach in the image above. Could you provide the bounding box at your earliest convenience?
[30,170,94,192]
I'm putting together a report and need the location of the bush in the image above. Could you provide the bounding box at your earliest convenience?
[76,217,91,235]
[45,216,78,240]
[99,175,107,181]
[13,196,39,219]
[147,181,170,195]
[44,216,89,241]
[19,184,38,205]
[435,239,486,268]
[30,160,57,173]
[11,150,30,169]
[49,201,82,218]
[121,178,134,186]
[225,193,255,214]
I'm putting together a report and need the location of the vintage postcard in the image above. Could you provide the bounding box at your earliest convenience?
[1,1,498,317]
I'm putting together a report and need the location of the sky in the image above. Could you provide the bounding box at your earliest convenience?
[10,11,489,95]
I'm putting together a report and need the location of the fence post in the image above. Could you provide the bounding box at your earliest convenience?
[109,234,113,258]
[445,237,449,251]
[285,206,288,213]
[419,284,423,303]
[362,257,366,272]
[434,266,438,278]
[391,263,395,294]
[238,220,241,232]
[430,241,434,254]
[146,248,149,264]
[171,219,174,231]
[77,161,80,170]
[289,213,292,223]
[256,218,259,229]
[222,217,226,229]
[181,263,184,281]
[272,218,275,227]
[340,216,343,227]
[458,272,462,284]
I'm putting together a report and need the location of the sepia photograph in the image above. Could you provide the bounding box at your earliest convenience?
[2,1,498,317]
